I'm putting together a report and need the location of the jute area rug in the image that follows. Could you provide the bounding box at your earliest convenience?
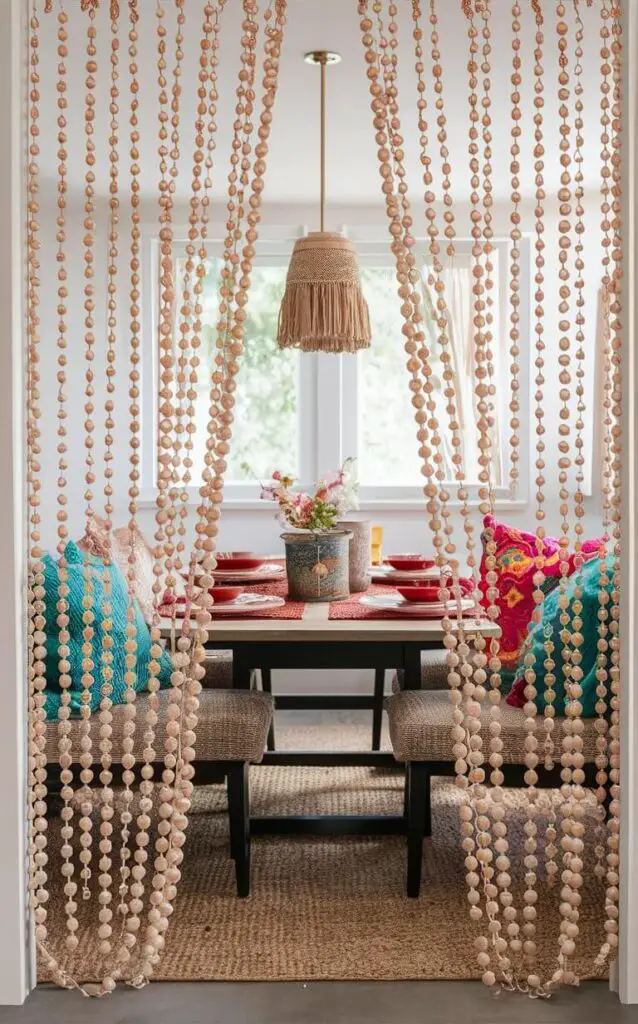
[39,716,609,983]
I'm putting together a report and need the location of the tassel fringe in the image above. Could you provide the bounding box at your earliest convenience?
[277,281,372,353]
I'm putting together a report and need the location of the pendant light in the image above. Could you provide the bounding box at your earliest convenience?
[277,51,371,353]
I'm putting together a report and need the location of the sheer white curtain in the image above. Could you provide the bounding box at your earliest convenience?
[421,254,502,487]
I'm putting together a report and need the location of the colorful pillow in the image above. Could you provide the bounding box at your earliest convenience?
[506,554,615,716]
[479,515,603,685]
[41,541,172,720]
[79,513,157,624]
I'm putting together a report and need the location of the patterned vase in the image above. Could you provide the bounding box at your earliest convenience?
[282,530,352,603]
[338,518,372,593]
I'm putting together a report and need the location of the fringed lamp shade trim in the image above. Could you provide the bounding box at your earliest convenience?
[277,232,372,353]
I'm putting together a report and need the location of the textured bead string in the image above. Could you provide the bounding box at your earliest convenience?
[508,4,522,500]
[123,0,188,984]
[150,1,195,910]
[182,0,270,690]
[368,0,472,627]
[413,0,483,610]
[551,4,587,988]
[159,0,187,605]
[186,0,288,658]
[189,0,262,583]
[381,5,466,614]
[53,0,79,958]
[210,13,260,476]
[565,0,589,902]
[504,2,535,984]
[524,17,559,918]
[93,3,121,963]
[77,2,100,907]
[153,0,185,609]
[464,4,522,990]
[114,0,141,956]
[597,0,622,966]
[428,1,456,259]
[593,295,612,883]
[181,0,262,733]
[171,2,225,593]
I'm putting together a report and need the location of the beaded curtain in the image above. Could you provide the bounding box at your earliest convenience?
[25,0,622,1000]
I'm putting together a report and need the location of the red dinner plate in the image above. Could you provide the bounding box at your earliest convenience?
[216,553,265,572]
[385,555,435,572]
[210,586,244,604]
[396,585,441,603]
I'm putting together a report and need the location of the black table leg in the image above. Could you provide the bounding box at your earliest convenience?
[406,761,429,898]
[372,668,385,751]
[227,762,251,898]
[260,668,276,751]
[403,644,422,691]
[232,659,253,690]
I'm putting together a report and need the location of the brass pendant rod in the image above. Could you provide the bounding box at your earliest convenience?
[304,50,341,233]
[320,56,326,232]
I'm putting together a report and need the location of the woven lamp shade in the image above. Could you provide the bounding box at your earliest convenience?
[277,232,372,353]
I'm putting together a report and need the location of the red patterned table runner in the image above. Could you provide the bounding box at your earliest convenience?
[328,584,399,620]
[159,577,305,621]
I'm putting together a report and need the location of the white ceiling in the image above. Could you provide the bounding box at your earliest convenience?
[36,0,606,208]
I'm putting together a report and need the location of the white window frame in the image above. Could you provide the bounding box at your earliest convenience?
[140,223,531,512]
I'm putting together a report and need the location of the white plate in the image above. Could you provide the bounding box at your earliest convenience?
[210,594,286,614]
[360,594,477,617]
[211,563,285,583]
[162,594,286,618]
[370,563,441,582]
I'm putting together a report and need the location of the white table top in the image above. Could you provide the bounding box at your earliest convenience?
[159,601,500,644]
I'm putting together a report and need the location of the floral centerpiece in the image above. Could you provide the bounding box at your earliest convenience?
[261,459,360,602]
[260,457,359,532]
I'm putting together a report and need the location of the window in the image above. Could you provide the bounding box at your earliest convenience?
[143,231,527,507]
[179,258,299,483]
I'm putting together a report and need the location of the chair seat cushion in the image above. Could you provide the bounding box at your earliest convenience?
[45,689,273,765]
[385,689,601,764]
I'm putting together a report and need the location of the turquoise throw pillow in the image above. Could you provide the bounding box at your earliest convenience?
[42,540,172,720]
[507,554,616,717]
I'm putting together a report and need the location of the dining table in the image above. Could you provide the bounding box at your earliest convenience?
[160,571,500,839]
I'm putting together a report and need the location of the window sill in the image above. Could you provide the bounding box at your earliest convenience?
[138,494,530,515]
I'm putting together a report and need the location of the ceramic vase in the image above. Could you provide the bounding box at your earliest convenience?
[338,518,372,593]
[281,530,352,603]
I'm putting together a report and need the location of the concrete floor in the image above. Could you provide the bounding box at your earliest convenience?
[1,982,638,1024]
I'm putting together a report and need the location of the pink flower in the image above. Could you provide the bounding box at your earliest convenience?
[260,482,279,502]
[272,470,282,481]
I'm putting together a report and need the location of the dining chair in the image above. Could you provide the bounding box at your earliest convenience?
[385,689,602,898]
[44,689,274,898]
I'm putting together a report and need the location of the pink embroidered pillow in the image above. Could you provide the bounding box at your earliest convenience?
[79,514,157,625]
[479,515,603,683]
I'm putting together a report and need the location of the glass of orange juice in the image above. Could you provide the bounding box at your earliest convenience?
[370,525,383,565]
